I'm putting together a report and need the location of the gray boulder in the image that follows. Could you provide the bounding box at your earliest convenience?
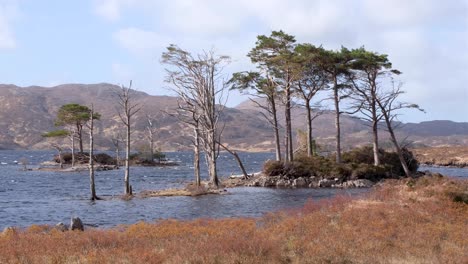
[70,217,84,231]
[276,178,288,187]
[293,177,307,188]
[55,222,68,232]
[319,179,335,188]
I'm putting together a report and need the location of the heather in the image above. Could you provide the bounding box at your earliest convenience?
[1,175,466,264]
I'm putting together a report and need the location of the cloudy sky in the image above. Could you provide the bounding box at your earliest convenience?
[0,0,466,122]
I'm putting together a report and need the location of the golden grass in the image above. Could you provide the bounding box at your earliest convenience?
[412,146,468,167]
[1,175,467,263]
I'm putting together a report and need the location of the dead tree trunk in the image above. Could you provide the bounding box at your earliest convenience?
[116,81,141,195]
[88,105,98,200]
[194,127,201,187]
[219,143,249,179]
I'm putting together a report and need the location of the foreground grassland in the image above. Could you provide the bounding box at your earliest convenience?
[1,175,467,264]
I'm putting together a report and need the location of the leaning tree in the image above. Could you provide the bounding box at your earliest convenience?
[248,30,299,162]
[294,43,329,157]
[229,71,282,161]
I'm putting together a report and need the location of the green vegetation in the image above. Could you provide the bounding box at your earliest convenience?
[129,150,167,166]
[263,146,418,182]
[55,103,101,153]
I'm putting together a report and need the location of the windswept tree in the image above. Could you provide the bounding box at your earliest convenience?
[315,47,353,163]
[229,71,282,161]
[42,129,69,169]
[248,30,299,162]
[110,131,124,167]
[55,104,97,153]
[116,81,141,195]
[376,80,424,177]
[162,44,230,188]
[294,44,329,157]
[145,114,158,162]
[348,47,400,166]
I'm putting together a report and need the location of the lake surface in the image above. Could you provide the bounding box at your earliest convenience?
[1,150,466,229]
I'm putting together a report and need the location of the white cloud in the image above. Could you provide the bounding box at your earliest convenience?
[95,0,467,121]
[92,0,140,21]
[0,1,19,50]
[113,27,171,56]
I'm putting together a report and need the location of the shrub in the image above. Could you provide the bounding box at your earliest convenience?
[282,162,310,178]
[342,146,419,176]
[93,153,116,165]
[55,152,89,164]
[263,160,285,176]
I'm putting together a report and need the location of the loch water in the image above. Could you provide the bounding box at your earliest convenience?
[0,150,466,229]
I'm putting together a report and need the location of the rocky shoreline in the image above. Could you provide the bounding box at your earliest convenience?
[222,172,375,189]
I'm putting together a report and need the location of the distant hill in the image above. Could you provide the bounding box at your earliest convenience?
[0,83,467,151]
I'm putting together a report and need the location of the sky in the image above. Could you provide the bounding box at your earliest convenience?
[0,0,467,123]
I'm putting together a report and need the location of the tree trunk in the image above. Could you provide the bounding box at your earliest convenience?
[89,106,98,200]
[371,83,380,166]
[284,86,293,162]
[271,97,282,161]
[57,148,63,169]
[124,119,131,195]
[383,115,411,177]
[305,99,313,157]
[194,127,201,187]
[77,124,84,153]
[219,143,248,179]
[71,131,75,167]
[372,119,380,166]
[150,139,154,162]
[333,75,342,164]
[116,147,120,167]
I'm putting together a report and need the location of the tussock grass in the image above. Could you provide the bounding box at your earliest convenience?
[1,175,467,263]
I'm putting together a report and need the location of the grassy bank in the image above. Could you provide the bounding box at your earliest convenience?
[412,146,468,167]
[1,175,467,263]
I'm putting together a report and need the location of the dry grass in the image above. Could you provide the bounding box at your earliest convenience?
[1,175,467,263]
[412,146,468,167]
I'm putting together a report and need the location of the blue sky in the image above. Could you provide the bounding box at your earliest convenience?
[0,0,467,122]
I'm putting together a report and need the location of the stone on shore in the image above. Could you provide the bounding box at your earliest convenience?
[70,217,84,231]
[55,222,68,232]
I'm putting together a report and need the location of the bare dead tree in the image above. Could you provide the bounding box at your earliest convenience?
[162,44,230,188]
[218,142,249,179]
[52,144,64,169]
[375,80,424,177]
[87,104,99,200]
[111,131,124,167]
[116,81,141,195]
[145,114,158,162]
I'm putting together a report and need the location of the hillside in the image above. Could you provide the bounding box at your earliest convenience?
[0,83,467,151]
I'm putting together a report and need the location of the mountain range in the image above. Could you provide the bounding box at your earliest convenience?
[1,83,467,152]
